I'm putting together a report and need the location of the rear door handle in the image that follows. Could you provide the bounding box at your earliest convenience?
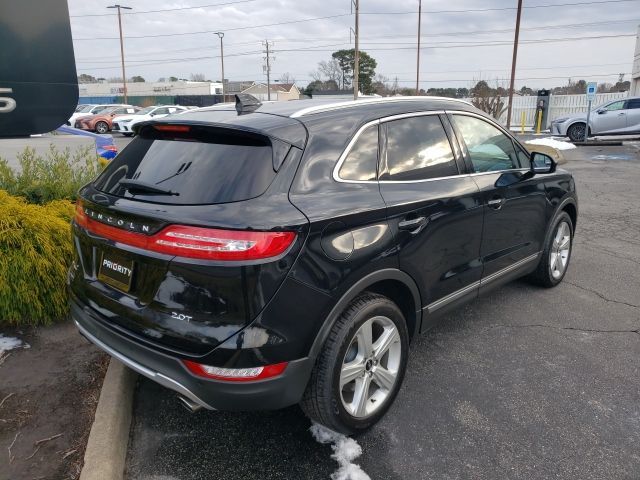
[487,197,505,209]
[398,216,428,233]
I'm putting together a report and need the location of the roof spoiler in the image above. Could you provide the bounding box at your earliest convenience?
[235,94,262,114]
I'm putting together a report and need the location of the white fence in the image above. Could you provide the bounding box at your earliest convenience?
[462,92,629,130]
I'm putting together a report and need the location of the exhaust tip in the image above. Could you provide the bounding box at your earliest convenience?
[177,395,204,413]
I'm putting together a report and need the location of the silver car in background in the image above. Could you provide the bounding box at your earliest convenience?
[551,96,640,142]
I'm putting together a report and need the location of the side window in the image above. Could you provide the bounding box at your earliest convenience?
[152,107,168,116]
[605,101,625,111]
[383,115,458,181]
[338,124,378,181]
[626,99,640,109]
[452,115,518,173]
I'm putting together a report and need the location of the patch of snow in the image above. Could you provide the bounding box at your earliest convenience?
[0,335,28,354]
[309,423,371,480]
[526,138,577,150]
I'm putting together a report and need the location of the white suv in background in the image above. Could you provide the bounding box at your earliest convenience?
[551,96,640,141]
[112,105,189,136]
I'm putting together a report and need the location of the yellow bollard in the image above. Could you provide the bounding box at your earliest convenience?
[521,111,525,134]
[536,110,542,134]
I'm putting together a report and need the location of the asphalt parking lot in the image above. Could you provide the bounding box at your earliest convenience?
[123,144,640,480]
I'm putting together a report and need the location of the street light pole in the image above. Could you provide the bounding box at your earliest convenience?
[107,4,132,104]
[214,32,225,99]
[416,0,422,95]
[353,0,359,100]
[506,0,523,130]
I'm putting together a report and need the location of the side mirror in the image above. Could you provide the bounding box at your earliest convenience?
[531,152,556,174]
[597,109,606,114]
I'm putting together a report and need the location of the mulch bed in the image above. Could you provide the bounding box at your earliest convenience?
[0,321,107,480]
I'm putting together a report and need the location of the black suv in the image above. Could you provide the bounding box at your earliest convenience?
[70,96,578,434]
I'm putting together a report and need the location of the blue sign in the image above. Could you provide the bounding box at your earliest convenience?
[586,82,597,102]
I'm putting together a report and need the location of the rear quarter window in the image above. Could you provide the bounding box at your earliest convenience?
[338,124,378,181]
[93,126,277,205]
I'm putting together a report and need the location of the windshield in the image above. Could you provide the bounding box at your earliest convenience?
[91,106,112,114]
[136,106,156,115]
[77,105,95,113]
[99,106,120,114]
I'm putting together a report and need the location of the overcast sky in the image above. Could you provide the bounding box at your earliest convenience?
[69,0,639,90]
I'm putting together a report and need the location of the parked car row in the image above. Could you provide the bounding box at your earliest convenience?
[75,105,140,133]
[112,105,190,136]
[68,104,192,135]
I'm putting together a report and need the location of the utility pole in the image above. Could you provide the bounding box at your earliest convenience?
[107,4,132,104]
[353,0,359,100]
[416,0,422,95]
[506,0,523,130]
[262,40,274,101]
[214,32,225,99]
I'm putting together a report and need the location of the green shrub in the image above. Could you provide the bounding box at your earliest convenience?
[0,144,101,204]
[0,190,75,326]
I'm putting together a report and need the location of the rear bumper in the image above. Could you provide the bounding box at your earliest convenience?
[71,298,313,411]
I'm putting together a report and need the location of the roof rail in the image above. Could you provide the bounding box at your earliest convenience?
[289,96,473,118]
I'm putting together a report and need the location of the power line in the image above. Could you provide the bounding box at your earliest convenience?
[72,0,639,41]
[360,0,640,15]
[70,0,260,17]
[76,25,635,68]
[73,13,353,41]
[75,32,635,71]
[70,0,639,19]
[274,33,636,52]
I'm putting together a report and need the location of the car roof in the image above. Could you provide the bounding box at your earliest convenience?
[186,96,474,120]
[153,96,480,149]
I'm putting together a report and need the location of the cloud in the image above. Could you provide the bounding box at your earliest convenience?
[69,0,638,89]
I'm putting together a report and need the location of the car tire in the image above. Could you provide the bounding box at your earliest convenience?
[301,292,409,435]
[95,121,109,134]
[122,133,133,137]
[95,122,109,134]
[527,211,574,288]
[567,123,588,142]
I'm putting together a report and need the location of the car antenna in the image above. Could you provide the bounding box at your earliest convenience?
[235,94,262,115]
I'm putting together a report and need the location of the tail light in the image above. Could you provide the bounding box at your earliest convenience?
[182,360,288,382]
[74,200,296,261]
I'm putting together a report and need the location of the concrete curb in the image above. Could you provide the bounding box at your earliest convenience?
[80,359,137,480]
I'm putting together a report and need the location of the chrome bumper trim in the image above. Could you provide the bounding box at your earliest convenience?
[74,319,214,410]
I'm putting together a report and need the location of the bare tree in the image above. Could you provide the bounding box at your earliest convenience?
[190,73,206,82]
[317,59,343,89]
[279,72,296,85]
[373,74,391,96]
[470,79,506,119]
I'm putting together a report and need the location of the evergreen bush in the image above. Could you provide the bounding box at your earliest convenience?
[0,191,75,326]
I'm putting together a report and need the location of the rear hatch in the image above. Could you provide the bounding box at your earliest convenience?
[69,121,308,356]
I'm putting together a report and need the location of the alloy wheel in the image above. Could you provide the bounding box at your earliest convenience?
[569,124,586,142]
[339,316,402,418]
[550,221,571,279]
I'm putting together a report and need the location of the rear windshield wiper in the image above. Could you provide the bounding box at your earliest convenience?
[117,179,179,196]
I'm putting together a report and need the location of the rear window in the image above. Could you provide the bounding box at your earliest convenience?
[93,126,276,205]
